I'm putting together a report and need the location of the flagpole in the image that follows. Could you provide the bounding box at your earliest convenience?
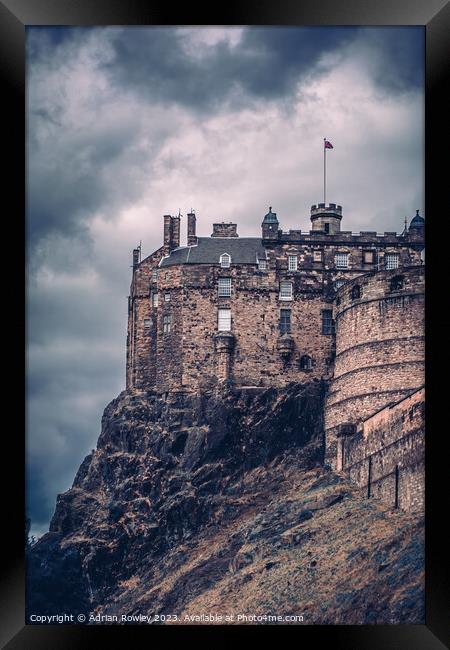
[323,137,326,204]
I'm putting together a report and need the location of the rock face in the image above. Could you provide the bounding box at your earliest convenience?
[27,381,424,624]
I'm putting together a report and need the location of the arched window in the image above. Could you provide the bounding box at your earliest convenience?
[390,275,404,291]
[300,355,313,370]
[351,285,361,300]
[219,253,231,268]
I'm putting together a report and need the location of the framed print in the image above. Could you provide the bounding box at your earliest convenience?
[2,0,449,647]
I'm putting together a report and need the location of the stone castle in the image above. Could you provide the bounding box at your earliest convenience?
[126,202,425,512]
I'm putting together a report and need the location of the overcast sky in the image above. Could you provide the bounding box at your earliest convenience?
[26,26,424,539]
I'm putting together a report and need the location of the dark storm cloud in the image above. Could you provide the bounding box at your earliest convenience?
[103,27,353,110]
[103,26,423,109]
[27,272,127,532]
[27,102,145,249]
[349,28,424,94]
[27,26,423,256]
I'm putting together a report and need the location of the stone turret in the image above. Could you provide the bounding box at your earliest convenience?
[310,203,342,235]
[214,331,235,382]
[409,209,424,232]
[262,207,279,240]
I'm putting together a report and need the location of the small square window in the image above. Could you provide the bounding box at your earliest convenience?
[288,255,298,271]
[363,250,375,264]
[218,308,231,331]
[258,259,267,270]
[164,292,171,302]
[335,253,349,269]
[144,319,151,328]
[279,281,293,301]
[385,254,399,270]
[218,277,232,297]
[313,251,323,263]
[334,279,345,291]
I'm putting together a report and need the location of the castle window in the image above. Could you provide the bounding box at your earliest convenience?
[162,314,172,333]
[385,253,399,270]
[151,291,158,307]
[279,309,291,334]
[335,253,349,269]
[363,250,375,264]
[279,281,293,301]
[218,308,231,331]
[351,285,361,300]
[220,253,231,268]
[390,275,404,291]
[144,319,151,328]
[313,250,323,263]
[164,292,171,302]
[300,355,313,370]
[322,309,334,335]
[288,255,298,271]
[324,223,330,234]
[152,269,158,282]
[218,277,232,297]
[258,259,267,270]
[334,279,345,291]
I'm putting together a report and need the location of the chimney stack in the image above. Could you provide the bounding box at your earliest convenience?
[187,212,197,246]
[211,222,238,238]
[163,214,173,254]
[132,248,140,270]
[171,215,180,249]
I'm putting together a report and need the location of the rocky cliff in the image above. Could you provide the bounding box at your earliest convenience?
[27,381,424,624]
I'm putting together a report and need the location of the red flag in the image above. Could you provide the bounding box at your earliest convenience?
[324,140,333,149]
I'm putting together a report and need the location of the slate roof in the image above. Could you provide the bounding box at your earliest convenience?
[159,237,266,267]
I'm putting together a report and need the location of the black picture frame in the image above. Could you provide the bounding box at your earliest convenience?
[3,0,449,647]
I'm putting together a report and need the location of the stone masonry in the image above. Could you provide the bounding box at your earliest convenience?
[125,202,425,511]
[336,387,425,513]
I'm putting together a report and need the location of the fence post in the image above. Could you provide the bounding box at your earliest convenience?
[394,465,400,509]
[367,455,372,498]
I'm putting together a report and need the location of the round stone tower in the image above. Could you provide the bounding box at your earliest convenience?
[324,265,425,466]
[310,203,342,235]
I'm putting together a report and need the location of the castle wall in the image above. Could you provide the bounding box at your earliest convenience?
[325,266,425,465]
[126,247,162,390]
[155,262,336,392]
[153,266,185,391]
[337,387,424,513]
[126,215,424,397]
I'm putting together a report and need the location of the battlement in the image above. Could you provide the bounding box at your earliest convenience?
[278,230,408,243]
[310,203,343,216]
